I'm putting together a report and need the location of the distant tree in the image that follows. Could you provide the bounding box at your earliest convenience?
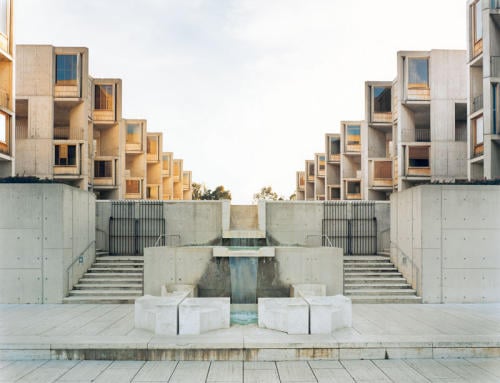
[192,182,205,200]
[193,183,231,200]
[289,192,297,201]
[253,186,284,203]
[201,185,231,200]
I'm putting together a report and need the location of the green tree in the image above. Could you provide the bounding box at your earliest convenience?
[192,183,232,200]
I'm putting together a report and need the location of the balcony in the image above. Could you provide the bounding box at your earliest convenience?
[345,180,361,200]
[53,141,82,176]
[345,137,361,153]
[329,153,340,162]
[297,172,305,191]
[147,135,160,162]
[147,184,160,200]
[0,88,10,111]
[415,128,431,142]
[183,171,192,191]
[327,186,341,200]
[371,160,393,188]
[472,94,484,113]
[125,178,144,199]
[405,144,431,177]
[93,157,117,187]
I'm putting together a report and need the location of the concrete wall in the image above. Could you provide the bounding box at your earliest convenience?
[95,201,223,250]
[0,184,95,303]
[144,246,344,299]
[391,185,500,303]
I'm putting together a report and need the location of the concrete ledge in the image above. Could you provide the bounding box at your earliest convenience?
[213,247,275,258]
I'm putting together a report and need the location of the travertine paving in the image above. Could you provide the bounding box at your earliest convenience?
[1,358,500,382]
[0,304,500,361]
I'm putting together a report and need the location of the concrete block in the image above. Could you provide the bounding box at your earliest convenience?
[161,283,197,297]
[258,298,309,335]
[290,284,326,298]
[179,297,230,335]
[134,295,186,335]
[304,295,352,334]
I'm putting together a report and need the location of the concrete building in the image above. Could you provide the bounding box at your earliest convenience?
[467,0,500,179]
[16,45,90,189]
[394,50,467,191]
[296,50,467,200]
[0,0,13,177]
[15,44,193,200]
[91,78,123,199]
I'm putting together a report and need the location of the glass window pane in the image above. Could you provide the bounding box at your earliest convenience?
[0,0,8,36]
[373,87,391,113]
[56,55,78,85]
[0,113,5,143]
[408,58,429,88]
[476,116,484,144]
[95,84,113,110]
[475,1,482,41]
[127,124,141,144]
[347,125,361,145]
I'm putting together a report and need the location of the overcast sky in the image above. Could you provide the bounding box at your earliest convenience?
[16,0,466,203]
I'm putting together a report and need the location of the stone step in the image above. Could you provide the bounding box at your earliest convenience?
[87,267,143,273]
[344,267,398,272]
[344,262,394,267]
[95,256,144,262]
[83,272,143,278]
[345,272,403,277]
[350,296,422,304]
[343,256,391,261]
[63,296,139,304]
[345,277,408,283]
[344,283,412,290]
[69,289,142,296]
[90,263,144,268]
[78,278,143,283]
[73,283,143,290]
[345,289,418,296]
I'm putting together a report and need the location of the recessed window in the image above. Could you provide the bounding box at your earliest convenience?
[347,181,360,194]
[330,137,340,155]
[0,0,9,36]
[0,112,5,143]
[94,160,112,178]
[56,55,78,86]
[473,115,484,156]
[126,180,140,194]
[55,144,76,166]
[162,154,170,171]
[473,1,482,43]
[308,162,315,177]
[408,146,430,168]
[346,125,361,146]
[127,124,142,145]
[408,58,429,89]
[95,84,113,110]
[147,135,158,155]
[373,87,391,113]
[318,155,325,171]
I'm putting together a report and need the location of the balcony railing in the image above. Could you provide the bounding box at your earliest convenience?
[492,57,500,77]
[415,128,431,142]
[329,153,340,162]
[472,94,484,113]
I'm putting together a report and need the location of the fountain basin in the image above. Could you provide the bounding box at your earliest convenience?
[213,246,275,258]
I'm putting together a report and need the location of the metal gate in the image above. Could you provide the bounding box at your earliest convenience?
[109,201,166,255]
[322,201,377,255]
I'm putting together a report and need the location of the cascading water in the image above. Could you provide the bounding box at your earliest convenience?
[229,256,258,304]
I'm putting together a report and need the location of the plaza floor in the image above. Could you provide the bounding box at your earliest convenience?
[1,303,500,362]
[2,358,500,382]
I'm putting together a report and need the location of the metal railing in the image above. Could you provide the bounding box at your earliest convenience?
[391,241,420,295]
[415,128,431,142]
[66,240,95,293]
[305,234,333,247]
[473,94,484,113]
[154,233,181,247]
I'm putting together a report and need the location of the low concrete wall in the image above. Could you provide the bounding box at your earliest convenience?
[0,184,95,303]
[144,246,343,299]
[96,201,223,250]
[391,185,500,303]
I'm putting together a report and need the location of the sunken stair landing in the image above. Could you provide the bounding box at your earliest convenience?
[63,253,144,304]
[344,255,422,304]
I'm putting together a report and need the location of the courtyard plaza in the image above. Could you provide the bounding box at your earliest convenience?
[1,303,500,381]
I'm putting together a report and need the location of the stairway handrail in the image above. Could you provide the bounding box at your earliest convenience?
[66,240,96,293]
[305,234,333,247]
[154,233,181,247]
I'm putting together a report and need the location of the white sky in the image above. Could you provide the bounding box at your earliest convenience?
[16,0,466,203]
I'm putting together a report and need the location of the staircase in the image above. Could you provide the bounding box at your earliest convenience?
[63,252,144,304]
[344,255,422,304]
